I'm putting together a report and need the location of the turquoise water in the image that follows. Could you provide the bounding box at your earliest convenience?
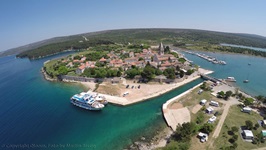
[0,54,203,150]
[183,51,266,96]
[220,43,266,52]
[1,51,266,150]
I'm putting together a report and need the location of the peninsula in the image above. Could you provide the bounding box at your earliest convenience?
[42,42,212,105]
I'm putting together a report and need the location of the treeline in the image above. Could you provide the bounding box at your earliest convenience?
[16,39,114,59]
[12,29,266,59]
[218,46,266,57]
[83,67,122,78]
[125,63,194,81]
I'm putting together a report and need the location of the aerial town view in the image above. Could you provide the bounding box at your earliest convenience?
[1,1,266,150]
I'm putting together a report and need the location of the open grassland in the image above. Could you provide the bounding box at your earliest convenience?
[213,105,266,150]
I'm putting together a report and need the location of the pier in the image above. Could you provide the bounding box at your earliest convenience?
[200,74,223,83]
[185,51,226,65]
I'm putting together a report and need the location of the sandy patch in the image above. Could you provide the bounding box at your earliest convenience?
[80,82,96,90]
[164,107,191,131]
[191,104,203,114]
[169,102,183,109]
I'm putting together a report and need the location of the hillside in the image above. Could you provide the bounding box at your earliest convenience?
[1,28,266,59]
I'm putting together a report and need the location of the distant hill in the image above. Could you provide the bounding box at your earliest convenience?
[1,28,266,58]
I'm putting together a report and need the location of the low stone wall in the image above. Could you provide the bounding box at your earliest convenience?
[58,75,122,83]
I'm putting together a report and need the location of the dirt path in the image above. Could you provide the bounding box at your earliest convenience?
[208,97,240,148]
[212,103,230,138]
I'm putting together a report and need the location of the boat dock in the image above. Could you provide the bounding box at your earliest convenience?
[185,51,226,65]
[200,74,223,83]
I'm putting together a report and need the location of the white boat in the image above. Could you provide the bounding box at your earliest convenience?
[86,91,108,105]
[225,77,236,82]
[243,80,249,83]
[70,92,105,110]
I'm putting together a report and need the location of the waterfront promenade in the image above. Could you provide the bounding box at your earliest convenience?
[99,68,213,106]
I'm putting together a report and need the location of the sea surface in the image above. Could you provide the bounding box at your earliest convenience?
[0,53,202,150]
[0,51,266,150]
[182,51,266,96]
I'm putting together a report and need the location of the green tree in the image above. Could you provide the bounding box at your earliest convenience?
[164,46,170,53]
[179,70,185,78]
[245,120,253,130]
[73,55,81,60]
[155,69,163,75]
[225,91,233,100]
[117,71,122,77]
[174,122,197,142]
[163,68,176,79]
[196,112,204,124]
[126,68,140,79]
[217,91,225,98]
[244,98,254,106]
[141,63,156,81]
[186,69,194,75]
[231,126,238,133]
[138,57,144,61]
[201,123,214,134]
[178,58,186,63]
[58,66,68,75]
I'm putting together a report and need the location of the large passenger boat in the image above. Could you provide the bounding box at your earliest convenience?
[70,91,107,110]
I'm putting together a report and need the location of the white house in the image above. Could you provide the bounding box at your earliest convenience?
[75,65,85,74]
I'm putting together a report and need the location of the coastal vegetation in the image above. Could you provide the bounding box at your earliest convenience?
[183,44,266,58]
[17,39,114,59]
[214,105,266,150]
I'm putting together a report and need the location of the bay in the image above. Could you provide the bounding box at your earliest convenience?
[182,51,266,96]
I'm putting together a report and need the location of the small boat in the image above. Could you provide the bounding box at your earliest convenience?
[248,63,251,65]
[225,77,236,82]
[243,80,249,83]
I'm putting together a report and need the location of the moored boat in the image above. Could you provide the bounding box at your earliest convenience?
[225,77,236,82]
[243,80,249,83]
[70,91,107,110]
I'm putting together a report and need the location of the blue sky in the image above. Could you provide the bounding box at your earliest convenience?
[1,0,266,51]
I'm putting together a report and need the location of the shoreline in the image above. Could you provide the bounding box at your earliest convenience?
[41,67,58,82]
[81,68,214,106]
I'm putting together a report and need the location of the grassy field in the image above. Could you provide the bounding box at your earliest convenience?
[167,84,225,150]
[213,105,265,150]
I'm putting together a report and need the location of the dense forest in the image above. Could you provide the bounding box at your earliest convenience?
[16,40,114,59]
[1,28,265,59]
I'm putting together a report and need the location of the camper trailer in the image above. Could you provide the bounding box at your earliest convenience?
[241,107,252,113]
[209,101,219,107]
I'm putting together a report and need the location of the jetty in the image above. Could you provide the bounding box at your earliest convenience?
[185,51,226,65]
[200,74,223,83]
